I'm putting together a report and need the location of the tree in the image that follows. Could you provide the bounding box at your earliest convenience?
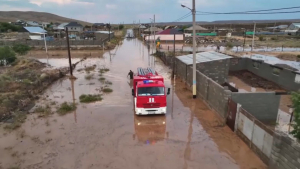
[0,22,21,32]
[118,25,124,30]
[12,44,31,55]
[259,35,264,41]
[0,46,16,66]
[291,92,300,140]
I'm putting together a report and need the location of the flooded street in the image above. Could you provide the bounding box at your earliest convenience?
[0,34,266,169]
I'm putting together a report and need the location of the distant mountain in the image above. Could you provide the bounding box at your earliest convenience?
[0,11,92,26]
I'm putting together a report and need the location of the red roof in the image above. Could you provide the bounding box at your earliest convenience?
[157,29,183,35]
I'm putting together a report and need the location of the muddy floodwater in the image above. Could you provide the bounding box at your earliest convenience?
[0,36,266,169]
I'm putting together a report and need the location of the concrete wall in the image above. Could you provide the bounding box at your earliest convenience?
[269,132,300,169]
[197,59,230,84]
[229,58,300,91]
[231,92,280,122]
[235,107,275,164]
[95,33,115,41]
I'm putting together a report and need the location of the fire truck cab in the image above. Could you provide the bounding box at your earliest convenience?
[132,67,170,115]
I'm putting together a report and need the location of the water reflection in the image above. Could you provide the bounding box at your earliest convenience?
[70,78,77,123]
[133,115,168,145]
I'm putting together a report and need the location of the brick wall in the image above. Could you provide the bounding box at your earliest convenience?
[229,58,300,91]
[269,132,300,169]
[197,59,230,84]
[231,92,280,122]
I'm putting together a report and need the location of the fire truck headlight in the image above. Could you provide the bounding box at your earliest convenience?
[137,109,141,113]
[163,121,165,124]
[138,122,141,125]
[162,108,166,112]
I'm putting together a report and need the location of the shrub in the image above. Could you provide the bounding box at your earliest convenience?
[259,36,264,41]
[12,44,31,55]
[85,74,94,80]
[271,37,278,40]
[119,25,124,30]
[57,102,76,116]
[99,77,106,81]
[79,94,102,103]
[0,46,16,66]
[225,42,233,49]
[291,92,300,139]
[103,88,113,93]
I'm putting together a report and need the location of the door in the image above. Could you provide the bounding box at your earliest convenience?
[226,99,237,131]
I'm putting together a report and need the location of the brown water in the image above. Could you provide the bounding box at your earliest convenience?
[0,37,266,169]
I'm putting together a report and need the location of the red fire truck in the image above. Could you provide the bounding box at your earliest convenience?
[131,67,170,115]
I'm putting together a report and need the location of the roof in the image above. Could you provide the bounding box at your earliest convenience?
[95,31,114,34]
[157,29,183,35]
[185,25,207,31]
[66,22,83,27]
[177,51,232,65]
[139,25,147,29]
[144,27,163,32]
[93,23,105,26]
[243,54,300,72]
[291,23,300,28]
[56,23,68,29]
[26,21,40,26]
[23,27,47,34]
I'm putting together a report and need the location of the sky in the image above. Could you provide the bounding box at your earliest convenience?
[1,0,300,24]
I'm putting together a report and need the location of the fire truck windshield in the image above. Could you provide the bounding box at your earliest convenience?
[137,87,165,96]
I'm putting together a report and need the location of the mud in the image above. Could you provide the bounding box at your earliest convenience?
[0,32,266,169]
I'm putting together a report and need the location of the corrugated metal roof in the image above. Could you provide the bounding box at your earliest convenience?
[177,51,232,65]
[292,23,300,28]
[185,25,207,31]
[24,27,47,34]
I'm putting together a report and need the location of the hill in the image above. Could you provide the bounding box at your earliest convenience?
[0,11,92,26]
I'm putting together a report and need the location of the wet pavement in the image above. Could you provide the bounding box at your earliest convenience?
[0,31,266,169]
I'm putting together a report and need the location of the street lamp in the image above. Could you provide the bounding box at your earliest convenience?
[181,0,196,99]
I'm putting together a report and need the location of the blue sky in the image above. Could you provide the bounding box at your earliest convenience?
[1,0,300,23]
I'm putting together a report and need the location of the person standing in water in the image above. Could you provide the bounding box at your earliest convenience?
[127,70,134,79]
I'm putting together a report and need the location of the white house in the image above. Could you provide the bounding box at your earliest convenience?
[285,23,300,35]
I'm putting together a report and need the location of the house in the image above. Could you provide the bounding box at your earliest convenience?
[92,23,105,30]
[65,22,83,33]
[184,25,210,37]
[53,22,68,31]
[285,23,300,35]
[41,22,50,28]
[19,27,47,40]
[94,31,114,40]
[26,21,40,27]
[145,28,184,41]
[143,27,163,34]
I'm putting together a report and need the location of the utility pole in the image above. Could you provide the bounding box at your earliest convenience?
[252,22,256,52]
[66,27,73,76]
[192,0,196,98]
[42,25,48,56]
[154,14,156,52]
[243,31,246,51]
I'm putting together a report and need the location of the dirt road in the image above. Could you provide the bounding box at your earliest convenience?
[0,34,266,169]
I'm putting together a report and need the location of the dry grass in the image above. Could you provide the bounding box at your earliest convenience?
[85,74,94,80]
[103,88,113,93]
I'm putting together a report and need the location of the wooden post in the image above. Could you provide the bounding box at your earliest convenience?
[66,27,73,76]
[173,34,175,56]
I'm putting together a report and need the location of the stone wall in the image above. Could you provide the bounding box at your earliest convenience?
[231,92,280,122]
[229,58,300,91]
[269,132,300,169]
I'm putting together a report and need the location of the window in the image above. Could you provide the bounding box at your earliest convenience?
[295,74,300,83]
[138,87,165,96]
[273,67,281,76]
[253,61,260,69]
[75,27,77,30]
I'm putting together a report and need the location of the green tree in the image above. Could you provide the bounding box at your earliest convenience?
[0,46,16,66]
[0,22,21,32]
[12,44,31,55]
[259,35,264,41]
[291,92,300,139]
[119,25,124,30]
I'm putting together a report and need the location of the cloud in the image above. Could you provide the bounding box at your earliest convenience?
[105,4,117,9]
[0,4,32,11]
[29,0,94,6]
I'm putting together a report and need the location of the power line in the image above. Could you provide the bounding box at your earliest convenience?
[172,12,192,22]
[196,6,300,15]
[196,10,300,15]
